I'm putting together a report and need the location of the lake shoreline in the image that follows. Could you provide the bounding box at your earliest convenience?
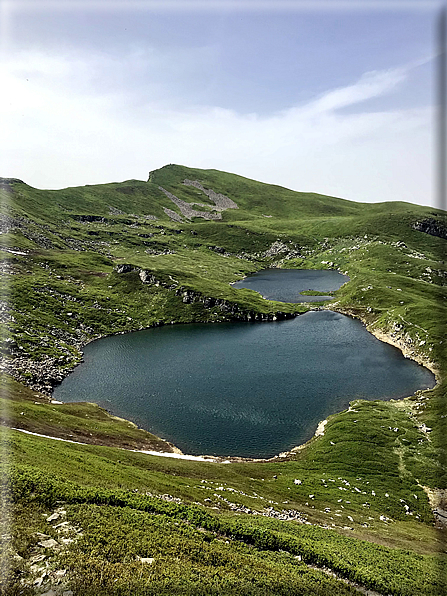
[324,305,440,380]
[44,307,438,465]
[231,267,349,304]
[13,261,437,465]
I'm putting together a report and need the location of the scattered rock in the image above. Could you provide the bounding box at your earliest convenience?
[115,263,134,274]
[163,207,183,222]
[183,179,238,210]
[159,186,222,221]
[38,538,59,549]
[137,556,155,564]
[74,214,108,224]
[33,573,47,587]
[30,554,47,563]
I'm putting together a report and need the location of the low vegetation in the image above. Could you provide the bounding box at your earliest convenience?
[0,165,446,594]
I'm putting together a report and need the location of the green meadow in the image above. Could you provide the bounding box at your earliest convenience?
[1,165,446,595]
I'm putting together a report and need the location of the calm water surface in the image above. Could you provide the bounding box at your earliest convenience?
[54,312,435,458]
[232,268,349,302]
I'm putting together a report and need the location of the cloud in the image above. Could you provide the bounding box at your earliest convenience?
[0,48,434,206]
[307,67,408,114]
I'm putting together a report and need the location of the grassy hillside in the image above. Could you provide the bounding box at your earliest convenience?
[0,165,446,595]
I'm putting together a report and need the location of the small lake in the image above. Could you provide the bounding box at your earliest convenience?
[232,268,349,302]
[54,293,435,458]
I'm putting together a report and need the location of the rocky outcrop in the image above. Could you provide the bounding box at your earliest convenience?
[63,237,110,253]
[158,186,222,221]
[0,214,54,248]
[108,205,125,215]
[74,214,108,224]
[0,301,14,323]
[163,207,183,222]
[412,218,447,240]
[0,214,19,234]
[175,288,295,322]
[261,240,304,260]
[0,177,24,186]
[115,263,134,274]
[139,269,164,286]
[205,239,308,263]
[115,264,296,322]
[423,487,447,529]
[144,247,175,256]
[208,245,231,256]
[183,179,238,210]
[1,354,80,395]
[326,306,438,375]
[114,265,176,288]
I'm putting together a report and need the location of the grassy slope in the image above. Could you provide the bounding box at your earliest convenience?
[1,165,446,595]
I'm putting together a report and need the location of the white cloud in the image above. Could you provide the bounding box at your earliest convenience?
[307,67,408,114]
[0,48,434,206]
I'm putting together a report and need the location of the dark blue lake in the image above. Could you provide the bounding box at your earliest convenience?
[232,268,349,302]
[54,308,435,458]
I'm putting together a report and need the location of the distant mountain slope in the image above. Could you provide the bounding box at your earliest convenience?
[2,163,438,223]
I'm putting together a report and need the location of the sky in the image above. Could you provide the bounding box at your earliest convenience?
[0,0,444,207]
